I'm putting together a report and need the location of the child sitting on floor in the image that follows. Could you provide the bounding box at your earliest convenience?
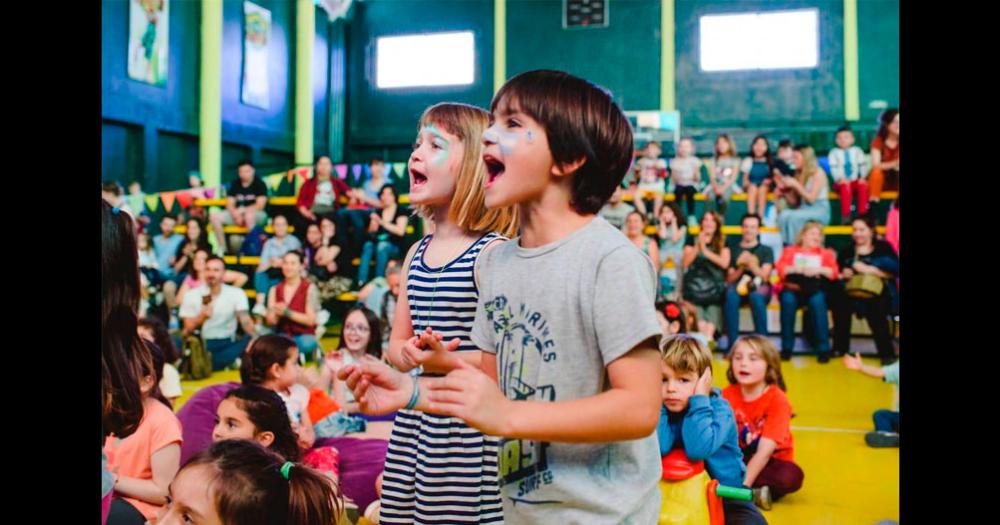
[844,353,899,447]
[722,335,804,510]
[657,335,767,524]
[156,439,343,525]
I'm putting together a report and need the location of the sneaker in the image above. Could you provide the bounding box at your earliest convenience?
[880,356,896,366]
[780,350,792,361]
[865,431,900,448]
[817,353,830,364]
[752,485,773,510]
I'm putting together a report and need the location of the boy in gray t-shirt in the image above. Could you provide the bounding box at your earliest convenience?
[335,70,665,523]
[470,215,662,523]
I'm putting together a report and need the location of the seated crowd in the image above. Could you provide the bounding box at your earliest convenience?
[100,108,899,525]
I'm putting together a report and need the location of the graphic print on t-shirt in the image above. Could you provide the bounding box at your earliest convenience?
[734,408,766,454]
[483,295,560,500]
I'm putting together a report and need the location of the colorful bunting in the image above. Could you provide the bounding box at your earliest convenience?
[351,163,363,180]
[335,164,347,180]
[266,174,283,192]
[160,192,176,213]
[392,162,407,178]
[176,191,194,209]
[144,194,160,213]
[204,187,216,199]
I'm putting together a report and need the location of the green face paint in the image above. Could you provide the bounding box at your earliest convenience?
[420,125,451,166]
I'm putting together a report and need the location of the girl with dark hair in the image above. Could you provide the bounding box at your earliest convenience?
[358,183,410,286]
[830,214,899,364]
[741,136,775,217]
[213,385,303,463]
[318,306,383,414]
[104,340,183,525]
[264,250,322,361]
[868,108,899,202]
[103,199,152,524]
[241,335,343,481]
[172,218,211,279]
[155,439,343,525]
[138,317,181,404]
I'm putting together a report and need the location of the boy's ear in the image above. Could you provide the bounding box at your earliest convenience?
[551,157,587,178]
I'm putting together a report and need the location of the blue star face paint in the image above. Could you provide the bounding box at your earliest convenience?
[526,130,533,144]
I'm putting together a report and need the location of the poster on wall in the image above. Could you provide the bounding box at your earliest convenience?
[242,1,271,109]
[127,0,169,85]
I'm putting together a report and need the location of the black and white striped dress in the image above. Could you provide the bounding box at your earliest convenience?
[380,232,504,524]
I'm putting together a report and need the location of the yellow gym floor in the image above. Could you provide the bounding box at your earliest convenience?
[176,338,899,525]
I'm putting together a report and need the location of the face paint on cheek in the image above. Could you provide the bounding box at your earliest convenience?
[496,129,521,158]
[526,130,533,144]
[421,125,451,167]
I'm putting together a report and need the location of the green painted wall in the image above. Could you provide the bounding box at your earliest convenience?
[345,0,495,162]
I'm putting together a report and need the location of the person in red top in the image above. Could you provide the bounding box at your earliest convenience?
[775,221,839,362]
[264,250,322,362]
[722,334,803,510]
[868,108,899,202]
[295,155,350,240]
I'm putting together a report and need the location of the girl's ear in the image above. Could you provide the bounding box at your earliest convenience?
[140,374,156,394]
[267,362,283,380]
[254,431,276,449]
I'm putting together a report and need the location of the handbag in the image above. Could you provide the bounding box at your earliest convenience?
[845,254,885,299]
[783,273,824,296]
[179,334,213,380]
[682,255,726,306]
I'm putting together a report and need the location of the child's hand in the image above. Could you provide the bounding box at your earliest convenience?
[695,367,713,396]
[415,328,464,372]
[843,352,863,370]
[425,360,512,436]
[337,360,411,415]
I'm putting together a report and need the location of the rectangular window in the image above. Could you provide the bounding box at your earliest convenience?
[699,9,819,72]
[376,31,475,89]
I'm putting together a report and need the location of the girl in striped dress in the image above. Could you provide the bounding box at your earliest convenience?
[379,102,519,524]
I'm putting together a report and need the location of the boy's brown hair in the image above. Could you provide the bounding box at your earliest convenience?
[490,69,634,215]
[660,334,713,377]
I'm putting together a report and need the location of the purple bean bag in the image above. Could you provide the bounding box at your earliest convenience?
[176,382,240,465]
[315,436,388,511]
[175,382,389,510]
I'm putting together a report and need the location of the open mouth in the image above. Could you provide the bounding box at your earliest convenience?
[410,167,428,187]
[483,154,505,186]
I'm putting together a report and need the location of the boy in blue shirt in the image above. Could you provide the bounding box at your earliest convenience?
[658,334,767,524]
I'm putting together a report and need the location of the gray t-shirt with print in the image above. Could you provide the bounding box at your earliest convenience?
[470,216,663,525]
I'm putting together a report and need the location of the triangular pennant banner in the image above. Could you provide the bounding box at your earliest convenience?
[352,164,362,179]
[160,192,176,213]
[267,174,283,192]
[189,188,206,200]
[144,194,160,213]
[296,167,311,180]
[393,162,407,177]
[335,164,347,180]
[176,191,194,209]
[204,187,216,199]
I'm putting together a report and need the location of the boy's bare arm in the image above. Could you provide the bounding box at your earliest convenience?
[425,338,662,442]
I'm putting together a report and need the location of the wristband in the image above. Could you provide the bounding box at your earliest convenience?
[404,374,420,410]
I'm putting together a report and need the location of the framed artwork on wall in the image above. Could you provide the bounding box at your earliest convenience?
[242,1,271,109]
[127,0,169,85]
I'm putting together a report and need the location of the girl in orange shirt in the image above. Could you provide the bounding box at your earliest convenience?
[722,335,804,510]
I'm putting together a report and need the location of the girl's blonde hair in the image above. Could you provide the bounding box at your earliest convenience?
[726,335,787,391]
[794,144,821,188]
[794,220,825,248]
[413,103,519,238]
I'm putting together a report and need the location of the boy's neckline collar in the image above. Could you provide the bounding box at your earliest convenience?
[514,215,601,257]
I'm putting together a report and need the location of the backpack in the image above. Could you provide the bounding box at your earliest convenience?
[179,334,213,380]
[682,255,726,306]
[239,225,268,257]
